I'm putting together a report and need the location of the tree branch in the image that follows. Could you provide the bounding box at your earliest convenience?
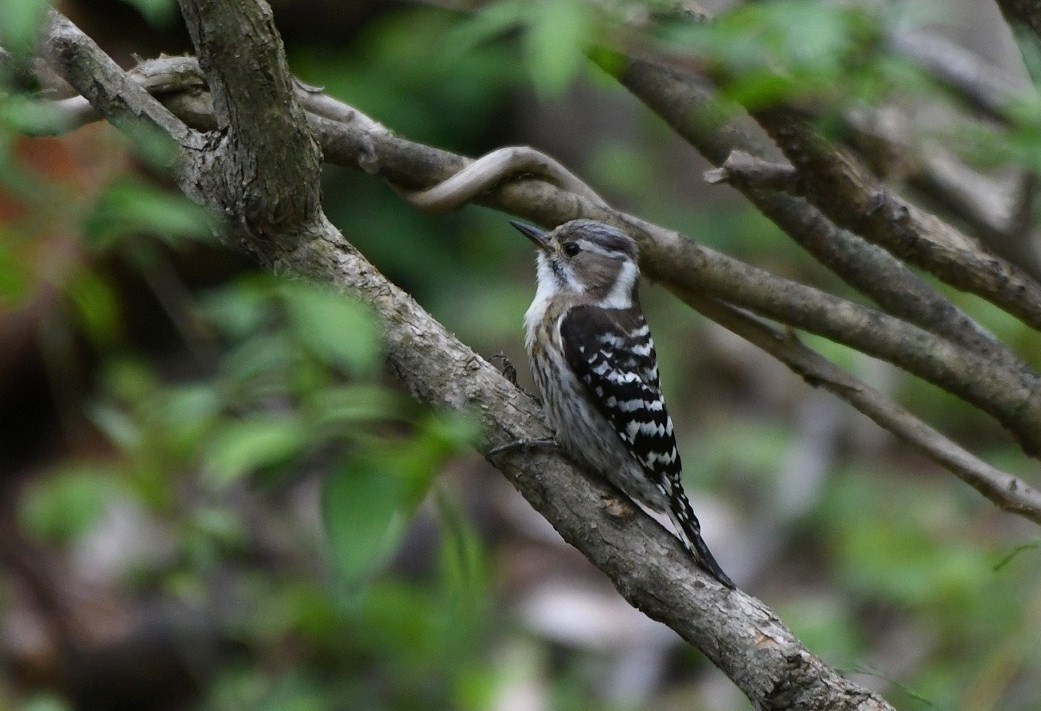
[676,294,1041,525]
[603,56,1029,371]
[40,11,202,152]
[314,105,1041,457]
[175,0,323,255]
[751,103,1041,333]
[889,30,1031,123]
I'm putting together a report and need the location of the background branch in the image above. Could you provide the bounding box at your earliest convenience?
[751,103,1041,333]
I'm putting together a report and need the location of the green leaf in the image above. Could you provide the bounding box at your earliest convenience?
[435,488,488,626]
[66,269,122,346]
[321,415,475,592]
[198,275,277,340]
[19,694,72,711]
[88,402,143,451]
[309,384,402,428]
[281,283,383,375]
[19,465,122,543]
[0,95,74,135]
[322,455,409,592]
[523,0,593,96]
[204,415,307,488]
[440,0,526,60]
[117,0,177,27]
[0,0,50,56]
[0,238,29,303]
[84,179,215,250]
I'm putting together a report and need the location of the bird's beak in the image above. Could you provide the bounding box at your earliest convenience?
[510,220,550,251]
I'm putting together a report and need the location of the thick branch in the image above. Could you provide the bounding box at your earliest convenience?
[176,0,322,247]
[296,216,896,711]
[26,54,1041,520]
[318,107,1041,454]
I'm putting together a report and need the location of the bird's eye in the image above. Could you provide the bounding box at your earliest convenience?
[563,242,580,257]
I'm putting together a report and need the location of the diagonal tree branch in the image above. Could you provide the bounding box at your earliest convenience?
[603,56,1029,372]
[750,102,1041,332]
[41,11,203,152]
[679,293,1041,525]
[313,104,1041,456]
[889,30,1032,123]
[622,3,1041,334]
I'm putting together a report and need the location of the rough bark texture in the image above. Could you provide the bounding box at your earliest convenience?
[315,107,1041,456]
[175,0,323,258]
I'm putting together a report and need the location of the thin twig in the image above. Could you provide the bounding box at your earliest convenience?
[604,57,1027,371]
[889,31,1031,123]
[703,150,799,192]
[677,293,1041,526]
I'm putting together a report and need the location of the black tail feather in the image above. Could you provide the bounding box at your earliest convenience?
[668,506,736,589]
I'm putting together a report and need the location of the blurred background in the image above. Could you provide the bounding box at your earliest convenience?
[2,0,1040,709]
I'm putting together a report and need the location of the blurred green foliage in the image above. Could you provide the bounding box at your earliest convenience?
[0,0,50,57]
[2,1,1041,710]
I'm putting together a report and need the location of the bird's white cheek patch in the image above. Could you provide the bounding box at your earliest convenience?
[601,261,637,309]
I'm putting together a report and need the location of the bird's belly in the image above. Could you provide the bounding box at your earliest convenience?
[531,354,666,513]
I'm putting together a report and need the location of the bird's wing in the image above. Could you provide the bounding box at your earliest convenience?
[559,303,735,588]
[558,304,681,483]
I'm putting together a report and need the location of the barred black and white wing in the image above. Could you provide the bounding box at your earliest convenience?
[559,304,734,588]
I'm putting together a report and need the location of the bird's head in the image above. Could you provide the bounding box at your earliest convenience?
[511,219,641,309]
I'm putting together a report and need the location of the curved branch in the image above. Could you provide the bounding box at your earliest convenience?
[309,110,1041,456]
[397,145,608,212]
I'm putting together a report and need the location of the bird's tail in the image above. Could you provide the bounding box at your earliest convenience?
[667,493,736,589]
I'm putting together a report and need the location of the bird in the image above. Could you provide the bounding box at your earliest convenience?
[510,218,735,589]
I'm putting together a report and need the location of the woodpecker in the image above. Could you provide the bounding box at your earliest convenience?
[511,218,734,589]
